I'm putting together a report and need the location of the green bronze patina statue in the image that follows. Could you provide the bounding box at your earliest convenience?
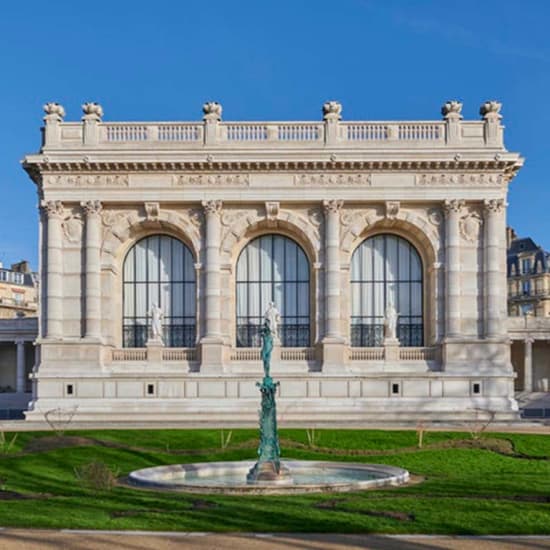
[247,316,291,484]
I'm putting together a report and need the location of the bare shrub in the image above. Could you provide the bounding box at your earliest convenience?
[306,427,318,448]
[74,460,119,492]
[220,429,232,450]
[44,407,78,436]
[0,432,18,455]
[468,409,496,440]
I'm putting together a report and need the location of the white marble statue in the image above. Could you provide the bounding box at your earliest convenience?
[384,303,398,340]
[264,301,281,338]
[150,303,164,342]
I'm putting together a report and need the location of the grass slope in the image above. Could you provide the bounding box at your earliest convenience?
[0,428,547,533]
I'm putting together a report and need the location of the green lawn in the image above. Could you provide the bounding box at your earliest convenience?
[0,428,548,533]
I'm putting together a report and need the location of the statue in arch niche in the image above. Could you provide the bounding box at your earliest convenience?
[150,303,164,343]
[384,303,399,341]
[264,301,281,339]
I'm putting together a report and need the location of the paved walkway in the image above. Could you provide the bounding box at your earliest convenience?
[0,531,550,550]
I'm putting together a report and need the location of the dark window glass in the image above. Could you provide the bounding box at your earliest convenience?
[236,235,310,347]
[123,235,196,348]
[351,234,423,347]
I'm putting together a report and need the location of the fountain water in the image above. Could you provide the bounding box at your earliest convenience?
[127,312,410,495]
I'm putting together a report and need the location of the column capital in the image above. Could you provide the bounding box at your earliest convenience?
[41,200,64,218]
[14,338,25,346]
[483,198,505,214]
[443,199,465,215]
[524,337,535,345]
[81,200,103,216]
[202,200,223,216]
[322,199,344,215]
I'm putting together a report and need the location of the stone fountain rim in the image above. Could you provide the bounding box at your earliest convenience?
[125,459,410,495]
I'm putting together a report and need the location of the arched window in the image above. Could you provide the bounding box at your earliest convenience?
[123,235,196,348]
[351,234,423,347]
[236,234,310,347]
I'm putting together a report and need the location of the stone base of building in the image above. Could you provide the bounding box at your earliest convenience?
[24,369,519,424]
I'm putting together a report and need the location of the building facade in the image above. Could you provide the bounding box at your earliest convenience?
[21,100,524,423]
[507,228,550,317]
[0,261,37,319]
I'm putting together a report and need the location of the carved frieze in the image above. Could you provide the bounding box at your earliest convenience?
[416,173,504,186]
[172,174,249,187]
[294,173,371,186]
[44,174,129,187]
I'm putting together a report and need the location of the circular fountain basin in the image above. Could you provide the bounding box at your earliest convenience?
[127,460,409,495]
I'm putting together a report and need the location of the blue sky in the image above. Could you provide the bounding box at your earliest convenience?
[1,0,549,268]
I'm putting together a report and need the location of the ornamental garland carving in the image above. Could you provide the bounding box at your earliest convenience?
[44,174,129,187]
[172,174,250,187]
[416,173,504,186]
[295,173,371,186]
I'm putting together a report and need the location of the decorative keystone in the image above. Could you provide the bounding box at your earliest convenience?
[441,100,463,120]
[82,102,104,121]
[322,100,342,121]
[43,102,66,121]
[202,101,222,121]
[480,100,502,120]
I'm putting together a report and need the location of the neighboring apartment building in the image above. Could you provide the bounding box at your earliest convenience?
[507,228,550,317]
[0,261,38,319]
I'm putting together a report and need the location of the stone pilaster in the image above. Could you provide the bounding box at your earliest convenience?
[484,199,506,339]
[42,200,64,339]
[81,200,103,340]
[322,199,346,371]
[523,337,534,392]
[443,199,464,339]
[15,339,26,393]
[200,200,225,372]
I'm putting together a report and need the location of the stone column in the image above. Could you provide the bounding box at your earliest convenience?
[42,200,64,339]
[524,337,534,392]
[484,199,506,339]
[322,200,346,370]
[200,200,224,372]
[443,199,464,339]
[15,339,25,393]
[81,200,103,340]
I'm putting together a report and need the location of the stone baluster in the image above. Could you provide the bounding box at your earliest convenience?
[484,199,506,338]
[15,339,26,393]
[202,200,222,339]
[523,337,534,392]
[443,199,464,338]
[323,200,344,340]
[81,200,103,339]
[42,200,64,339]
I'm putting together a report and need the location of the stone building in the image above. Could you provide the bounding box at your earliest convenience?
[507,229,550,393]
[0,261,37,319]
[21,99,524,423]
[507,228,550,317]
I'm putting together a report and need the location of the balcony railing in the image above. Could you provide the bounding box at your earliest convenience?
[230,347,315,361]
[350,347,437,361]
[110,348,197,362]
